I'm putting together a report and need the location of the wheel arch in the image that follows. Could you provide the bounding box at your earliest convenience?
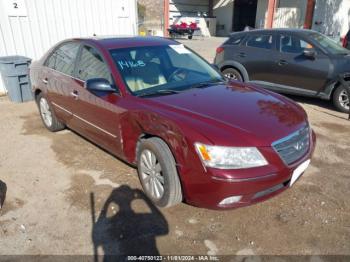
[34,88,42,102]
[135,132,187,201]
[325,74,350,100]
[218,61,249,82]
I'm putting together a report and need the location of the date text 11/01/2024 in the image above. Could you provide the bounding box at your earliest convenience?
[127,255,220,261]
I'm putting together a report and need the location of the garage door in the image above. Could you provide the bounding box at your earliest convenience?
[0,0,137,60]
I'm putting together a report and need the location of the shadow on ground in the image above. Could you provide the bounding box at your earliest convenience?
[284,94,350,121]
[91,185,168,261]
[287,94,335,110]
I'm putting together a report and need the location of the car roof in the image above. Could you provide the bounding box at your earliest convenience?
[230,28,317,36]
[71,36,179,50]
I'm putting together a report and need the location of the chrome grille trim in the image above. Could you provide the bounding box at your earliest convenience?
[272,126,310,166]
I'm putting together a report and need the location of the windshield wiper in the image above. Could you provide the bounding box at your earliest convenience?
[190,79,225,90]
[137,89,181,97]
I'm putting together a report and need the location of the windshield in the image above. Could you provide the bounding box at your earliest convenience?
[309,32,350,55]
[110,44,224,97]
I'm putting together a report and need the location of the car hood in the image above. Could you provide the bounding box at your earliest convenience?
[145,82,308,146]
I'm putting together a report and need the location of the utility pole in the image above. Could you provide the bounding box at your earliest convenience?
[266,0,276,29]
[304,0,316,29]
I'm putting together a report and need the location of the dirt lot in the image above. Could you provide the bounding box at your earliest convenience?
[0,37,350,258]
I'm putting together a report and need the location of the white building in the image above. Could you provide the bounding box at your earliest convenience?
[168,0,350,37]
[0,0,138,95]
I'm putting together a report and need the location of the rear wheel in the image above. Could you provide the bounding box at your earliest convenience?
[333,85,349,113]
[137,137,183,208]
[222,68,243,82]
[37,93,65,132]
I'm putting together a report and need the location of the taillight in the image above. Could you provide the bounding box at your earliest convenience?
[216,47,224,54]
[342,36,348,47]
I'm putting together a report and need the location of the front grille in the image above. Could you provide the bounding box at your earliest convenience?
[272,126,310,165]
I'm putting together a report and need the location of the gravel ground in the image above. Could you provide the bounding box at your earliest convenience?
[0,37,349,258]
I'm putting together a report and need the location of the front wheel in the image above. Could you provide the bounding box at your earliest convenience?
[333,85,349,113]
[137,137,183,208]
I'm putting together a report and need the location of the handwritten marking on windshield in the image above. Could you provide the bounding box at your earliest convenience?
[118,60,146,70]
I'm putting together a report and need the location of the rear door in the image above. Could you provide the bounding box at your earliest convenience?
[69,45,124,156]
[273,33,330,94]
[221,33,248,62]
[240,33,280,82]
[43,42,80,123]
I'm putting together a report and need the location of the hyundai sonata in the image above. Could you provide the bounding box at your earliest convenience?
[30,36,316,209]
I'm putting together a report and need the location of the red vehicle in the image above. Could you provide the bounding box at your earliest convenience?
[168,22,200,39]
[30,36,316,209]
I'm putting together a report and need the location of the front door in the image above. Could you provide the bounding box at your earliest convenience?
[70,45,124,157]
[273,34,330,94]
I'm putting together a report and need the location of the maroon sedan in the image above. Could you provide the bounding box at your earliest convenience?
[30,36,316,209]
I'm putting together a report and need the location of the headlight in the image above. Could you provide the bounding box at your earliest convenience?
[195,143,268,169]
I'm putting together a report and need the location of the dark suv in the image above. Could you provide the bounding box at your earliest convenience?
[215,29,350,113]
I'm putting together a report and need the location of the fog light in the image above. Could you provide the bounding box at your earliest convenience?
[219,196,242,206]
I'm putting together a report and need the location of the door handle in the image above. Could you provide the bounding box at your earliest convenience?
[237,52,246,58]
[278,60,288,66]
[42,78,48,84]
[71,90,79,100]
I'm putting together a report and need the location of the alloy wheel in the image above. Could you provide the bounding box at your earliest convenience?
[225,73,238,80]
[339,90,349,110]
[39,97,53,127]
[140,149,165,199]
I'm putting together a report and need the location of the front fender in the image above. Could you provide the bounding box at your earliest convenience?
[119,110,203,170]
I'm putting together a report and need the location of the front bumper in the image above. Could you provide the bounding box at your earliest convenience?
[181,130,316,210]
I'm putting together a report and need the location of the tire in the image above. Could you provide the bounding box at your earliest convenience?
[188,35,193,40]
[37,93,65,132]
[332,85,350,113]
[137,137,183,208]
[222,67,243,82]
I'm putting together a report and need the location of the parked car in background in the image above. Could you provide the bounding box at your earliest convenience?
[215,29,350,113]
[30,36,315,209]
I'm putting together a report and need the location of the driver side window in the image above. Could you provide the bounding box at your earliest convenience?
[280,35,314,54]
[76,46,113,83]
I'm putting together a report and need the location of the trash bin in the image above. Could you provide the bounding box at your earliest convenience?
[0,56,33,103]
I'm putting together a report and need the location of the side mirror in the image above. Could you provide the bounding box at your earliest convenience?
[85,78,115,93]
[303,49,316,59]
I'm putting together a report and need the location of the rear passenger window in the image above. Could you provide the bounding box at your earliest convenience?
[45,53,56,69]
[45,42,80,75]
[246,34,274,50]
[76,46,112,83]
[226,35,245,45]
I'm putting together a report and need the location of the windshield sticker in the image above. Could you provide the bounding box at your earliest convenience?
[118,60,146,70]
[169,44,191,54]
